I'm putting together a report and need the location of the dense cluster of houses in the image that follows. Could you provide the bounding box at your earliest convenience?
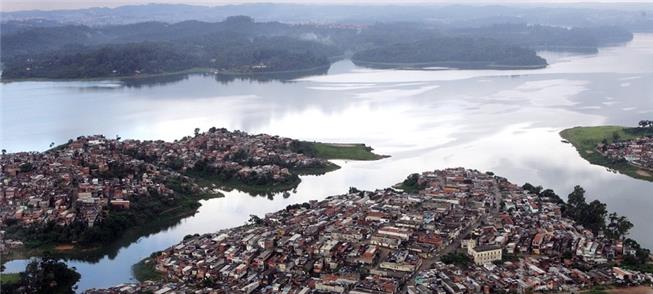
[411,171,651,293]
[0,128,331,251]
[88,168,651,294]
[598,136,653,170]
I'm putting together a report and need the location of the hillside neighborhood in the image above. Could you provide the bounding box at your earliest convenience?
[88,168,652,294]
[0,128,333,251]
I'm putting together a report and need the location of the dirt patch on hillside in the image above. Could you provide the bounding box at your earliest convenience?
[636,170,652,177]
[585,150,595,154]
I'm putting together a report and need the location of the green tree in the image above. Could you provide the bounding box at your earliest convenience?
[19,162,34,173]
[605,212,633,240]
[402,173,426,192]
[612,131,621,142]
[566,185,586,219]
[522,183,543,195]
[6,256,81,294]
[622,238,651,269]
[540,189,564,204]
[582,200,607,233]
[248,214,263,225]
[440,252,471,266]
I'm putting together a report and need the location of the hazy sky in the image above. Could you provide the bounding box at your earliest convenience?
[1,0,647,12]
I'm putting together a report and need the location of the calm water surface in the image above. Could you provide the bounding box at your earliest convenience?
[1,34,652,291]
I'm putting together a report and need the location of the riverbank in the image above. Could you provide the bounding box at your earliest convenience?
[132,257,163,282]
[1,191,223,266]
[0,63,333,84]
[560,126,653,181]
[351,59,548,70]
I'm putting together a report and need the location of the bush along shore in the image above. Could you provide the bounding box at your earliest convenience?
[0,128,386,262]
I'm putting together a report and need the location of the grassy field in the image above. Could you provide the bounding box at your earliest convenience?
[0,273,21,285]
[308,142,388,161]
[560,126,653,181]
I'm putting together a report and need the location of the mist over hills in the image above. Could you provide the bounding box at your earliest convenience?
[2,3,652,32]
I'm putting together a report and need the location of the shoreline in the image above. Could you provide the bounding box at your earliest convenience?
[351,59,548,70]
[0,191,223,267]
[560,126,653,182]
[0,63,333,84]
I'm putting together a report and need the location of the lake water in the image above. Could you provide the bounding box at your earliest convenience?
[1,34,652,291]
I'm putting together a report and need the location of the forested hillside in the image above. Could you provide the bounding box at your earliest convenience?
[352,37,548,69]
[0,15,635,79]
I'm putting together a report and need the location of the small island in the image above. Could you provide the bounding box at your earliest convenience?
[0,128,386,262]
[560,121,653,181]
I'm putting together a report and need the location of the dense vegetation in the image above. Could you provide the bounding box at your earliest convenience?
[1,256,81,294]
[0,14,636,79]
[560,126,653,181]
[132,256,163,282]
[1,16,337,79]
[453,24,633,52]
[1,37,332,79]
[352,37,548,69]
[399,173,428,193]
[440,252,472,266]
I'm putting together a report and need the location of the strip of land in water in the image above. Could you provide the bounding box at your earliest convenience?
[560,126,653,181]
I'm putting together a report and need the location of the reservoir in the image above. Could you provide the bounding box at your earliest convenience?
[1,34,652,291]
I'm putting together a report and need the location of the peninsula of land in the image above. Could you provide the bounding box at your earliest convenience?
[88,168,652,294]
[560,122,653,181]
[0,128,385,262]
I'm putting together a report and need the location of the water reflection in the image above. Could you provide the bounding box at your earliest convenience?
[1,35,653,292]
[114,65,331,89]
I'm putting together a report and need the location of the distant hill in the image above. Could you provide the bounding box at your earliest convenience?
[453,24,633,53]
[1,37,333,79]
[2,3,652,32]
[0,14,637,80]
[0,17,341,79]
